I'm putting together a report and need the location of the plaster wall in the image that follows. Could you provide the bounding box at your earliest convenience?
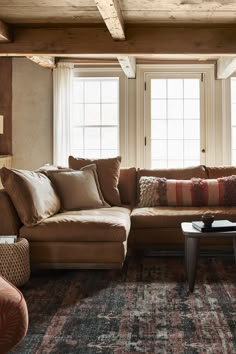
[12,58,53,170]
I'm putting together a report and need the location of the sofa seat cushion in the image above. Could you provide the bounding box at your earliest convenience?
[20,207,131,243]
[131,206,236,229]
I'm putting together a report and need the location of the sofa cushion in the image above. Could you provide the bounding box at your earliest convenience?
[47,164,109,211]
[0,167,60,227]
[68,156,121,206]
[20,207,131,243]
[131,206,236,229]
[139,175,236,207]
[206,166,236,179]
[118,167,137,206]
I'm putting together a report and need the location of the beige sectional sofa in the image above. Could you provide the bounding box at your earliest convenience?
[1,164,236,269]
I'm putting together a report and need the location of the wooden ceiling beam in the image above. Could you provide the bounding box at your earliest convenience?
[217,56,236,79]
[2,26,236,55]
[95,0,125,40]
[27,55,55,68]
[0,20,12,42]
[117,55,136,78]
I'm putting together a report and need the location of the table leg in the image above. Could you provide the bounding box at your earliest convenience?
[185,236,199,292]
[233,237,236,264]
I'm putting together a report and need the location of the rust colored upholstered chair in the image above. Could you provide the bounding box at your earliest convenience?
[0,276,28,353]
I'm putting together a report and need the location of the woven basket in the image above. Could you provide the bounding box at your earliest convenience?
[0,238,30,287]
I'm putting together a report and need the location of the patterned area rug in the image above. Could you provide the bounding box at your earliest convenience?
[11,256,236,354]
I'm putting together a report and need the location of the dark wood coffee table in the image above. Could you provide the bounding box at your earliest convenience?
[181,222,236,292]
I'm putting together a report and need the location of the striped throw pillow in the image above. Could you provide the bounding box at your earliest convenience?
[139,175,236,207]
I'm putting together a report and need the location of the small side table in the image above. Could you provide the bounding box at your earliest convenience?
[0,238,30,287]
[181,222,236,292]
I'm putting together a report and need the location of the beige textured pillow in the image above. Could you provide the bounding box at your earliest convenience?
[68,156,121,206]
[48,164,110,211]
[0,167,61,227]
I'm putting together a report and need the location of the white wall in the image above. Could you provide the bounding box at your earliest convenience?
[12,58,53,170]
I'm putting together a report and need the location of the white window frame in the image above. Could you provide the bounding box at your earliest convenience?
[73,68,129,166]
[136,64,215,168]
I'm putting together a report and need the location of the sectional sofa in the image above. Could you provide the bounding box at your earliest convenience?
[1,160,236,270]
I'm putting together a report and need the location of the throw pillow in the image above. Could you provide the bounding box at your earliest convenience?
[139,175,236,207]
[68,156,122,206]
[0,167,60,227]
[47,164,110,211]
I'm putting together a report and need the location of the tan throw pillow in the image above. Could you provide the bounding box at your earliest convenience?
[68,156,122,206]
[0,167,61,227]
[47,164,110,211]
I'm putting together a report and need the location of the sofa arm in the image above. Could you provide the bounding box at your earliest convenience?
[0,190,22,235]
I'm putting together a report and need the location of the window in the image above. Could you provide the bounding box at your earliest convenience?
[136,65,214,169]
[71,77,119,159]
[149,77,201,168]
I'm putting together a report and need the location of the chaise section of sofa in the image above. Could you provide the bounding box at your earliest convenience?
[20,207,131,269]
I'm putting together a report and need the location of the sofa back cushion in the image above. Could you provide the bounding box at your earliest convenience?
[118,167,137,206]
[68,156,121,206]
[47,164,109,211]
[137,165,207,203]
[0,167,60,227]
[139,175,236,207]
[206,166,236,179]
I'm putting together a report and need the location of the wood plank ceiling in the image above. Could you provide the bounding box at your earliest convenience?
[1,0,236,77]
[1,0,236,25]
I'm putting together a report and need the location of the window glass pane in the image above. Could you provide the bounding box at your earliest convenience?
[231,79,236,103]
[184,140,200,160]
[184,100,200,119]
[84,127,100,150]
[231,78,236,164]
[231,103,236,125]
[184,160,199,167]
[84,81,100,103]
[102,104,118,125]
[168,160,183,168]
[72,104,83,125]
[151,79,166,99]
[151,100,166,119]
[184,79,199,99]
[167,79,183,99]
[71,149,84,158]
[232,127,236,149]
[152,140,167,159]
[168,120,183,140]
[168,140,183,159]
[102,80,118,103]
[152,120,167,139]
[84,104,100,125]
[72,128,83,150]
[73,80,83,103]
[184,120,200,139]
[232,150,236,165]
[152,160,167,168]
[101,150,118,158]
[168,99,183,119]
[101,127,118,149]
[84,150,101,159]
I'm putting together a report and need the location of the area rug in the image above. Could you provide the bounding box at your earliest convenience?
[10,256,236,353]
